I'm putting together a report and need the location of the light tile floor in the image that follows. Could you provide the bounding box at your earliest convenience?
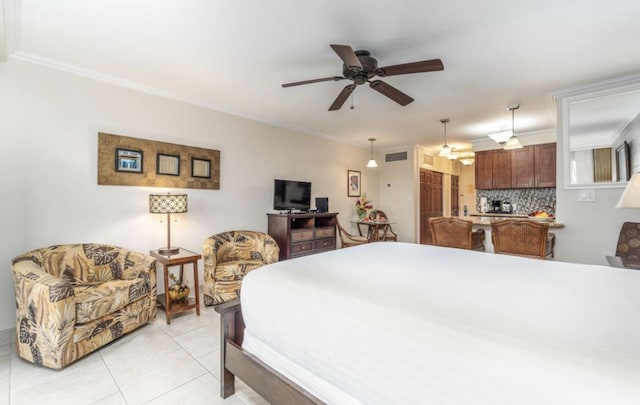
[0,300,270,405]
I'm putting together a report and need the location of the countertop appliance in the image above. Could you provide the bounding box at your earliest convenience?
[486,200,513,214]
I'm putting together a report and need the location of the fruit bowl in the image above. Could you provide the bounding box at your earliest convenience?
[528,213,554,222]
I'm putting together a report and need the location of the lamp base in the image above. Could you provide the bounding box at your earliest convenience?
[158,247,180,255]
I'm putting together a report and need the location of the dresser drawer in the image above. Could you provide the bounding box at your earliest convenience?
[314,238,335,251]
[291,229,314,242]
[315,227,335,239]
[291,241,313,255]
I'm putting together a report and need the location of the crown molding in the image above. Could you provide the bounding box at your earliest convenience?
[9,50,363,148]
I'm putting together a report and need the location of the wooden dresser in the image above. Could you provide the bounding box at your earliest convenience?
[267,212,337,260]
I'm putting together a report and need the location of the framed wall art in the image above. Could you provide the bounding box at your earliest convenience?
[156,153,181,176]
[98,132,220,189]
[115,148,143,173]
[347,170,361,197]
[191,157,211,178]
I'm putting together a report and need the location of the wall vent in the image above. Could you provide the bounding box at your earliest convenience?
[423,153,434,166]
[385,151,408,162]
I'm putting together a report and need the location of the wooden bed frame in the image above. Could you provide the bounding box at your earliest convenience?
[214,300,326,405]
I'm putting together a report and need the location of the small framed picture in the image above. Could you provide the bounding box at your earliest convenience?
[115,148,143,173]
[156,153,181,176]
[347,170,361,197]
[191,157,211,179]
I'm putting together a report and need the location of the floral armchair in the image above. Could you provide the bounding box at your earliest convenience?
[203,231,279,305]
[11,244,157,369]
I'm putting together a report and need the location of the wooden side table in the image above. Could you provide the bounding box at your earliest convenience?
[150,248,201,324]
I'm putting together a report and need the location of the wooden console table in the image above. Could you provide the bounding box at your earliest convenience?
[150,248,201,324]
[267,212,337,260]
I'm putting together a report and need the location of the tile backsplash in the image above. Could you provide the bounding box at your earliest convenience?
[476,188,556,215]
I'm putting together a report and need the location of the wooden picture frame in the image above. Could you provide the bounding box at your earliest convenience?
[156,153,181,176]
[191,157,211,179]
[115,148,143,173]
[616,141,631,182]
[348,170,361,197]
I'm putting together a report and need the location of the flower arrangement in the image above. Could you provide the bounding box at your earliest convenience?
[355,193,373,220]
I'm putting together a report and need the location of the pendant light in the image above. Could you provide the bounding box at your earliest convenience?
[503,105,523,150]
[438,118,452,157]
[366,138,378,168]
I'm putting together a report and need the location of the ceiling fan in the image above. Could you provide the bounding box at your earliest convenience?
[282,44,444,111]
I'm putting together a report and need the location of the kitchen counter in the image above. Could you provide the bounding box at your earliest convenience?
[470,212,528,218]
[462,215,564,229]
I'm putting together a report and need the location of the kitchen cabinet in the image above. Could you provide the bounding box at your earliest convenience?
[474,151,493,189]
[474,143,556,189]
[492,149,513,189]
[512,147,535,188]
[534,143,556,187]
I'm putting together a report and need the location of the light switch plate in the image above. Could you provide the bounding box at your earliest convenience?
[578,189,596,202]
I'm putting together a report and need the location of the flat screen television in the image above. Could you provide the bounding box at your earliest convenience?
[274,179,311,211]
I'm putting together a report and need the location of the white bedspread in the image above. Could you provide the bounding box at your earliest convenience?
[240,243,640,404]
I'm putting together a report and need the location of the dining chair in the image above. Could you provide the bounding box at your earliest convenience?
[337,218,369,248]
[429,217,485,251]
[368,210,398,241]
[491,219,554,259]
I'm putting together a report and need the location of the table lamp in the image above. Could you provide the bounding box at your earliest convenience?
[149,193,188,255]
[616,172,640,208]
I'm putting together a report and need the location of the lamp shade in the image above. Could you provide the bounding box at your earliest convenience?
[616,173,640,208]
[503,135,523,150]
[149,194,188,214]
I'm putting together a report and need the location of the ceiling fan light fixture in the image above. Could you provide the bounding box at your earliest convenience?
[366,138,378,168]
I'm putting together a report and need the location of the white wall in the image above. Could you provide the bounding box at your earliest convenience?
[0,59,378,331]
[376,146,418,243]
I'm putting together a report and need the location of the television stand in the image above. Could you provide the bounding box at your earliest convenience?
[267,212,337,260]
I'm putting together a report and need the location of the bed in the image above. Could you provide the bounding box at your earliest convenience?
[216,242,640,404]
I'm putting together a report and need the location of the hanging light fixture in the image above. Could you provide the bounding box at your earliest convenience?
[438,118,451,157]
[503,104,523,150]
[366,138,378,168]
[458,152,476,166]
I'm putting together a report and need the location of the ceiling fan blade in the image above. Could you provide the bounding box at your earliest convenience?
[376,59,444,77]
[330,44,363,71]
[282,76,344,88]
[329,84,357,111]
[369,80,414,106]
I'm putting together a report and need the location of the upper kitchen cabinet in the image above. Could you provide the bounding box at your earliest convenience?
[534,143,556,187]
[475,150,493,189]
[493,149,513,188]
[474,144,556,189]
[512,147,535,188]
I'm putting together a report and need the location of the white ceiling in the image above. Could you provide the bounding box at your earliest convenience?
[4,0,640,154]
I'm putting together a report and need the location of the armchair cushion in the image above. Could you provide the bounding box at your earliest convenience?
[12,243,157,369]
[73,277,150,324]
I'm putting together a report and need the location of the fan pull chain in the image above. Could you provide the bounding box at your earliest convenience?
[350,93,355,110]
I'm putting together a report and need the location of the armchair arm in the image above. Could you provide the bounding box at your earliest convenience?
[120,250,157,279]
[11,259,76,369]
